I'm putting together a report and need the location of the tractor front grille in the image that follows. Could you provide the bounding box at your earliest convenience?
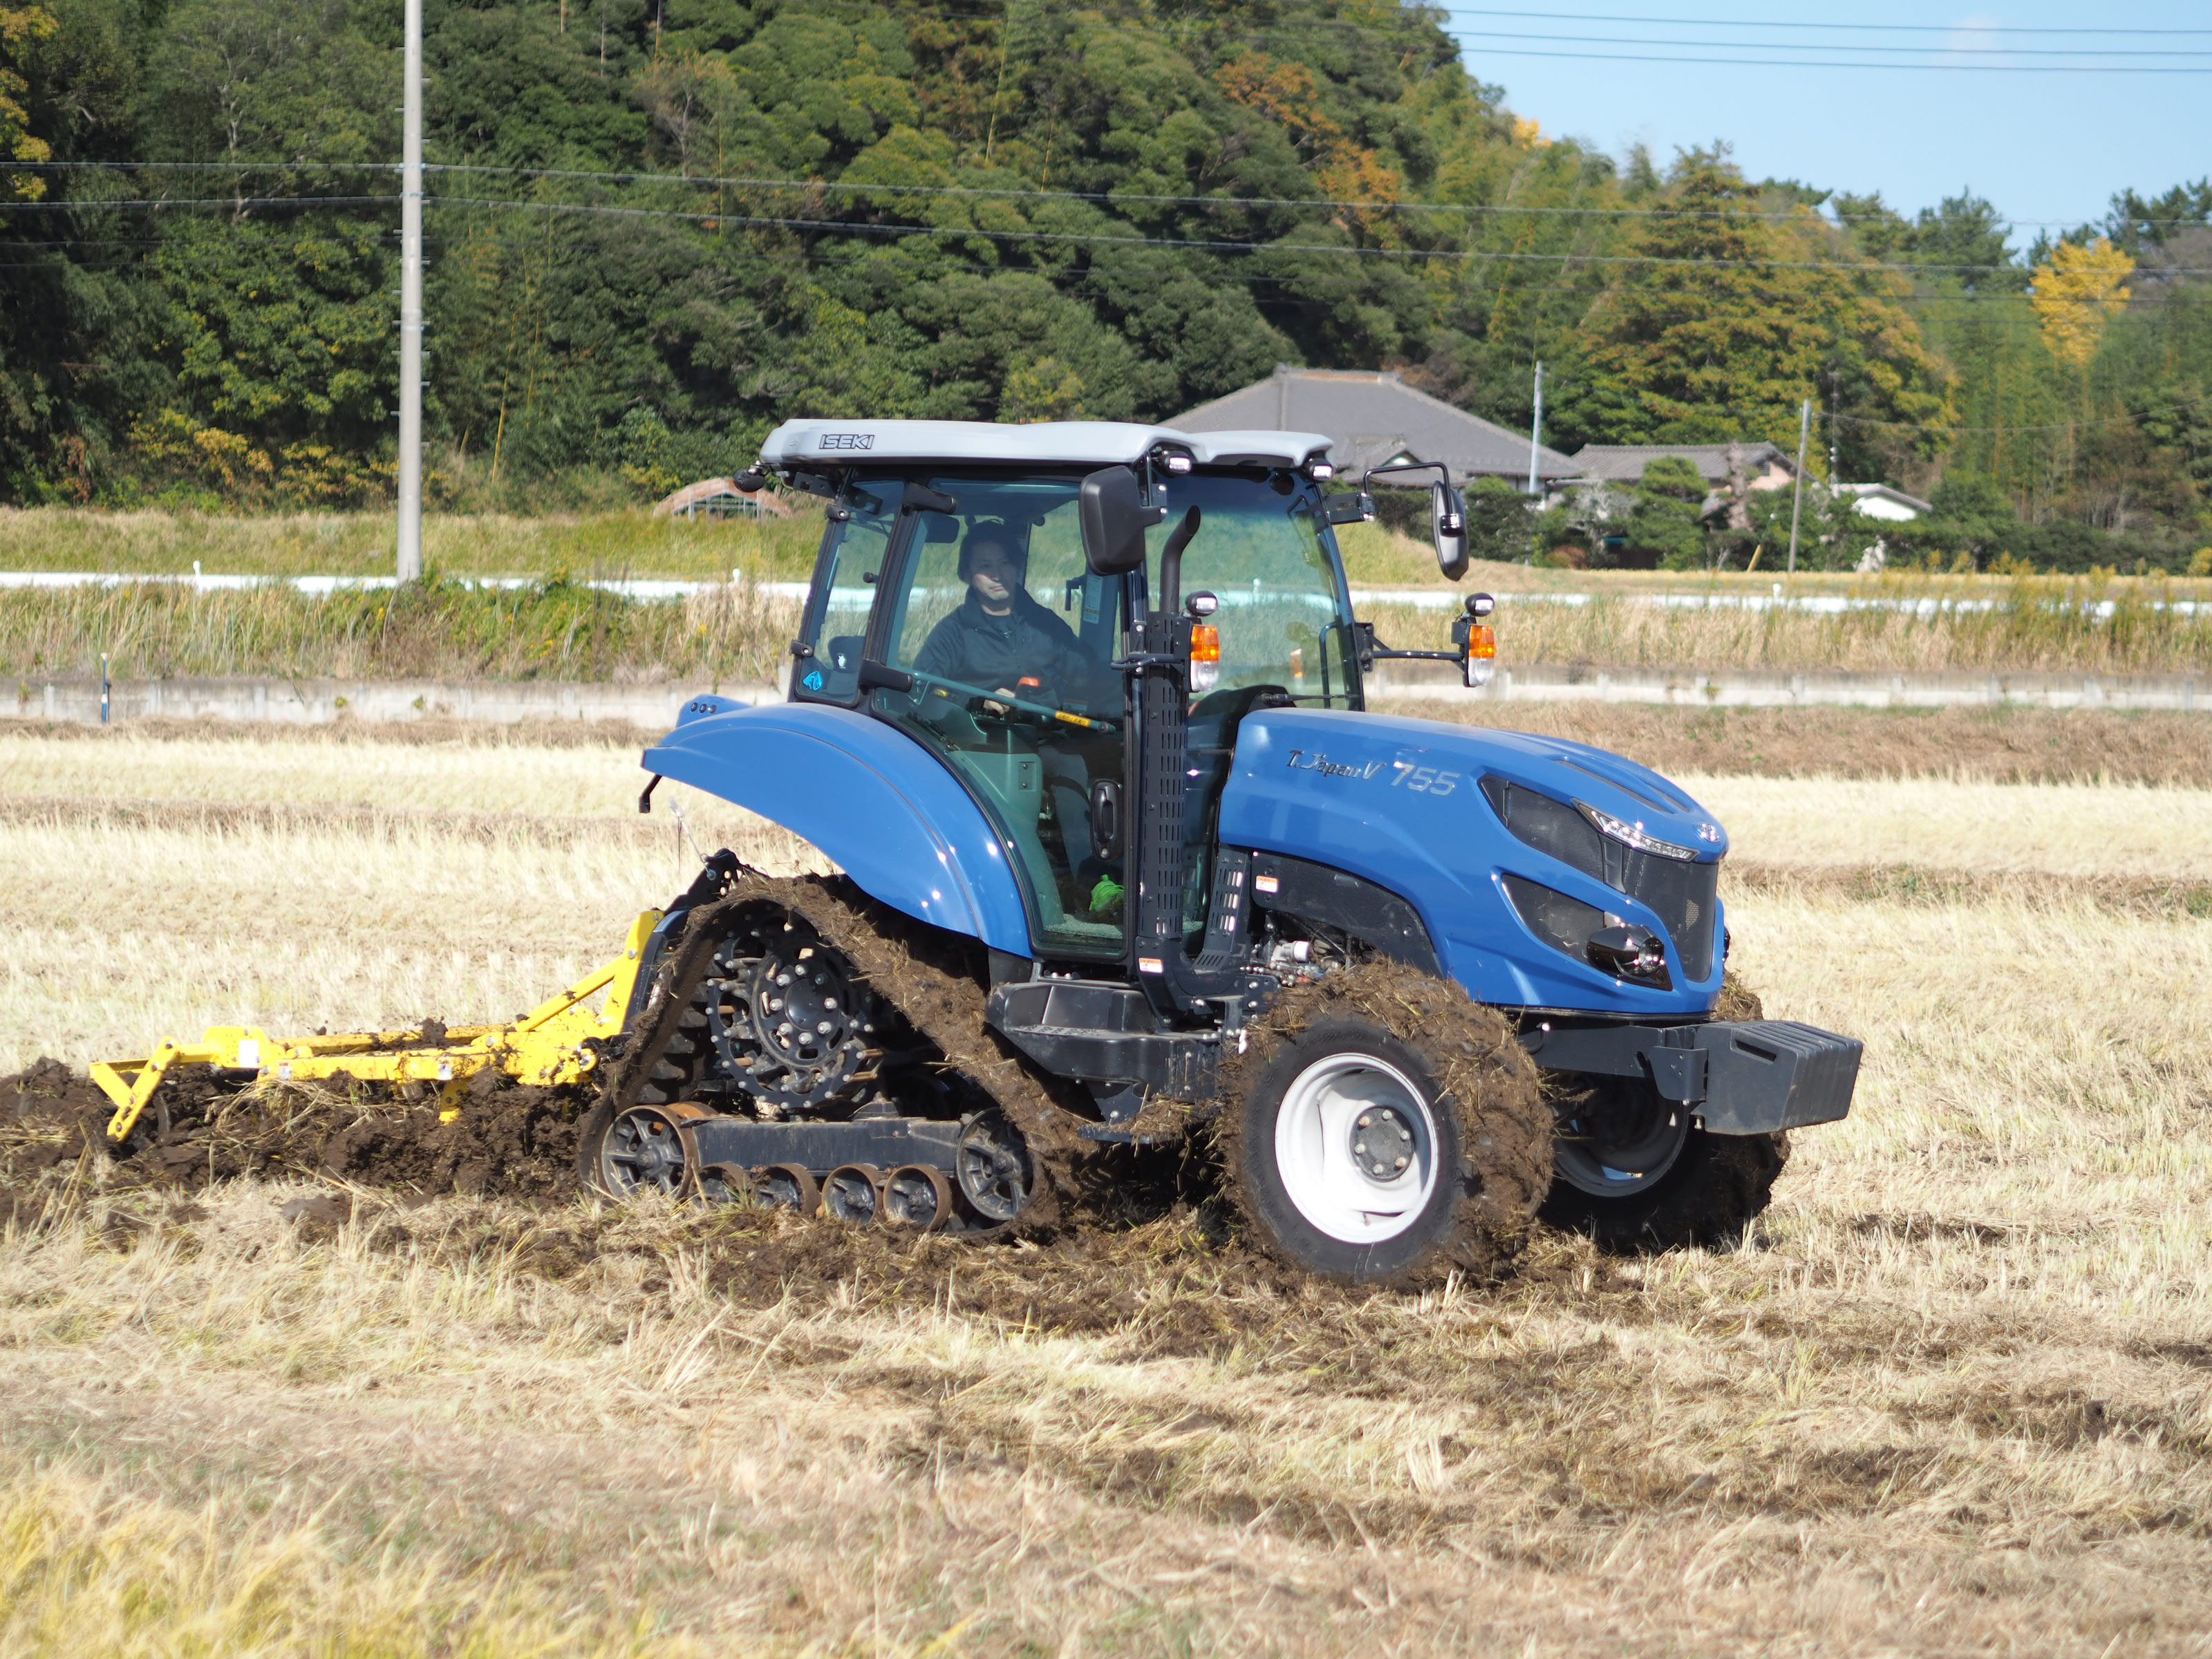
[1482,778,1720,981]
[1620,847,1719,981]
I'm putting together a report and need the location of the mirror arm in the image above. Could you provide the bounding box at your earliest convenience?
[1155,506,1201,616]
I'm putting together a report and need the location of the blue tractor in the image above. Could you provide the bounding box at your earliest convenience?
[585,420,1860,1282]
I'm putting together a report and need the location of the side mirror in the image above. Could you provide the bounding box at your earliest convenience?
[1078,467,1165,576]
[1432,482,1469,581]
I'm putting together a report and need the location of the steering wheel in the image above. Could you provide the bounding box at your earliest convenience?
[908,668,1119,734]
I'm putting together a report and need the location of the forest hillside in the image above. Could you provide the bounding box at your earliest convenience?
[2,0,2208,568]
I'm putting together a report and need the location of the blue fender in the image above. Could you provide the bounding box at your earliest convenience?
[642,697,1033,955]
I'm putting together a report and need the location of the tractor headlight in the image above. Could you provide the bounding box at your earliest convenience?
[1576,802,1698,862]
[1586,923,1669,984]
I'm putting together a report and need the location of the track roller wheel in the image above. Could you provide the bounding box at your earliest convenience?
[821,1163,885,1224]
[753,1163,820,1215]
[700,1162,751,1206]
[883,1164,953,1231]
[955,1113,1031,1223]
[578,1101,718,1199]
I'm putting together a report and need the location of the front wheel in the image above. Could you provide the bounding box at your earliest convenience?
[1540,971,1788,1251]
[1541,1121,1789,1252]
[1217,964,1552,1285]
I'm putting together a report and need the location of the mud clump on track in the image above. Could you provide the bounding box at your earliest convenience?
[1,1058,583,1221]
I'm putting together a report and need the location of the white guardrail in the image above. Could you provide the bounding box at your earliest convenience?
[1,571,2204,621]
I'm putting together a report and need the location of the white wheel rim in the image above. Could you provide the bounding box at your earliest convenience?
[1273,1053,1440,1244]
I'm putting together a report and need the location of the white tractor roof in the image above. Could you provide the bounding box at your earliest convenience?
[758,418,1335,472]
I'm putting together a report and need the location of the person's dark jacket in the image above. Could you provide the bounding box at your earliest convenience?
[913,590,1119,715]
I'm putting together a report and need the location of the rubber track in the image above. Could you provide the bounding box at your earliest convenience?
[601,870,1090,1230]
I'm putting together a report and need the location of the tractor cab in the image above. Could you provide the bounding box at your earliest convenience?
[765,422,1450,971]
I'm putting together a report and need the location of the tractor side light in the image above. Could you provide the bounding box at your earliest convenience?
[1190,621,1221,693]
[1163,453,1194,475]
[1309,460,1336,480]
[1454,606,1497,688]
[1462,624,1496,688]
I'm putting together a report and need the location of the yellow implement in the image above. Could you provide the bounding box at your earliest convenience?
[92,910,664,1143]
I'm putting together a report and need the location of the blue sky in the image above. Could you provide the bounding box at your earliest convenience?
[1448,3,2212,249]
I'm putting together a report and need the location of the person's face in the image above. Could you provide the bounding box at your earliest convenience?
[966,541,1020,606]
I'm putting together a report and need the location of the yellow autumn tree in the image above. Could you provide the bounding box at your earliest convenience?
[2030,236,2135,368]
[0,3,55,202]
[1215,52,1401,243]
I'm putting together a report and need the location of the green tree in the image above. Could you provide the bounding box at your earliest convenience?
[1562,152,1955,478]
[1461,474,1532,563]
[1625,455,1707,570]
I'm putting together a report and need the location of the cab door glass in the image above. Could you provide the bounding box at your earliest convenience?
[868,476,1126,958]
[790,482,896,704]
[1140,473,1360,937]
[1159,474,1358,707]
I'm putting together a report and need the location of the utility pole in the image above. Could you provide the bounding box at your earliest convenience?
[1785,395,1810,576]
[1524,360,1545,496]
[395,0,424,582]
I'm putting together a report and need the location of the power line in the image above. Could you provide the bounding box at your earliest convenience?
[1429,7,2212,36]
[1448,44,2212,72]
[0,195,393,212]
[421,192,2212,278]
[5,186,2177,288]
[1447,28,2212,59]
[16,158,2212,233]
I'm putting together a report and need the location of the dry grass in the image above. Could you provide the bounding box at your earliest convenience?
[1402,700,2212,789]
[0,1459,705,1657]
[0,504,823,581]
[1363,572,2212,676]
[17,698,2212,789]
[5,724,2212,1653]
[8,504,2212,681]
[0,727,2207,1068]
[0,577,802,683]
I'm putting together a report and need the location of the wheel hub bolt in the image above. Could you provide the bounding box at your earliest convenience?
[1349,1106,1416,1181]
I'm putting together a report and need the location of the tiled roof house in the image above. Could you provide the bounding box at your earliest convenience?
[1170,366,1576,482]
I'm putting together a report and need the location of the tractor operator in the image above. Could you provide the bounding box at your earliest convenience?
[915,521,1122,906]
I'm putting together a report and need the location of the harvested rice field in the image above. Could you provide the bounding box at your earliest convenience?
[3,706,2211,1656]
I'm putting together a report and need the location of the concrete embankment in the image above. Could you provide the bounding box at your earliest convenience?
[10,664,2208,726]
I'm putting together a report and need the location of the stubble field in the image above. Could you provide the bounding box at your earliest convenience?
[2,708,2210,1656]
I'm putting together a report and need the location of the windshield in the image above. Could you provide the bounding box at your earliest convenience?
[1149,472,1359,707]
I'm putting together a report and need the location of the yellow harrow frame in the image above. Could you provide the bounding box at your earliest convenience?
[92,910,663,1143]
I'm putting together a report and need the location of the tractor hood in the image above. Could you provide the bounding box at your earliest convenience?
[1216,708,1730,1015]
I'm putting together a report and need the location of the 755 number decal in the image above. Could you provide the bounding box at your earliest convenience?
[1389,762,1459,796]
